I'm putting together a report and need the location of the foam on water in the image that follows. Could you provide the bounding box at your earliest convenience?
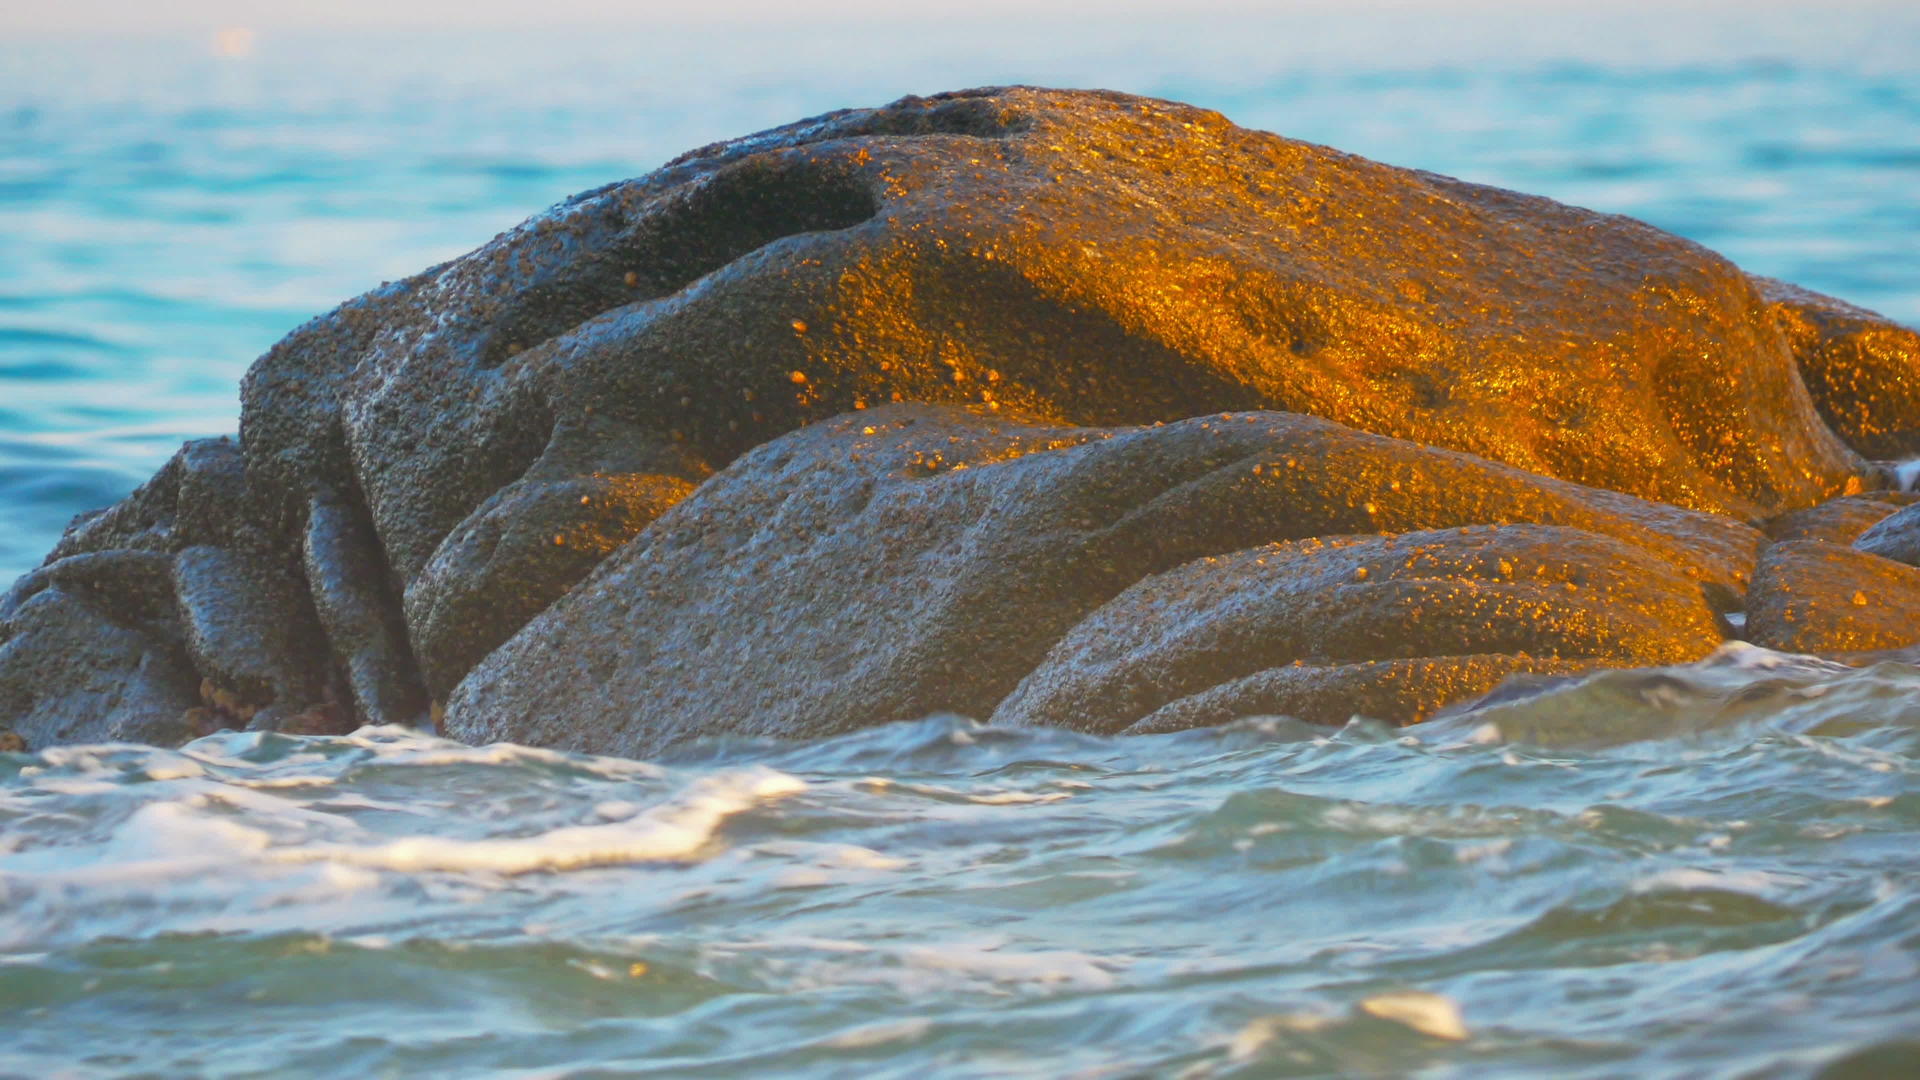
[270,767,806,875]
[1894,458,1920,492]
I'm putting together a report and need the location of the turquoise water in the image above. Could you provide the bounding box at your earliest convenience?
[4,11,1920,1076]
[3,647,1918,1077]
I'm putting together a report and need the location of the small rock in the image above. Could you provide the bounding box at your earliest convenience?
[1854,502,1920,566]
[1748,541,1920,654]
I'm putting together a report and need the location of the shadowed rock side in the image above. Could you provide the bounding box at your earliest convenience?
[0,439,368,745]
[1764,492,1919,545]
[7,86,1920,752]
[445,405,1757,758]
[1852,503,1920,566]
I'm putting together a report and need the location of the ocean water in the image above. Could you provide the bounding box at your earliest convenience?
[4,647,1919,1077]
[4,8,1920,1076]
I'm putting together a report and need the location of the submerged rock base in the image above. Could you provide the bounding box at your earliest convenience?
[6,87,1920,754]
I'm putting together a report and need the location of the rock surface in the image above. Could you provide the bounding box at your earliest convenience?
[446,404,1758,756]
[1852,503,1920,567]
[993,524,1725,735]
[5,86,1920,753]
[1765,493,1917,545]
[1759,278,1920,460]
[1746,541,1920,655]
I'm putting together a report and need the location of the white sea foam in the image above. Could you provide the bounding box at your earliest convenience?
[1896,458,1920,492]
[1225,1012,1336,1064]
[268,767,805,874]
[104,800,273,860]
[140,758,207,781]
[1631,866,1789,896]
[696,935,1126,996]
[889,780,1076,805]
[965,790,1073,805]
[332,726,668,780]
[750,840,908,871]
[228,774,342,790]
[896,942,1124,992]
[1358,990,1469,1040]
[819,1016,935,1049]
[1704,640,1855,675]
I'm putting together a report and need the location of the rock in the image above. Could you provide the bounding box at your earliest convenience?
[227,86,1877,700]
[172,544,329,721]
[1852,503,1920,566]
[446,405,1755,758]
[400,424,706,698]
[1765,492,1918,544]
[302,492,428,727]
[9,86,1920,750]
[993,525,1725,734]
[1759,277,1920,460]
[0,551,200,746]
[0,439,359,747]
[1746,540,1920,655]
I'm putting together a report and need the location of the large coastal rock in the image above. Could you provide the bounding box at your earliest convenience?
[5,86,1920,754]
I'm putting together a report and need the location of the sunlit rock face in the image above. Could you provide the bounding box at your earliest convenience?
[1746,541,1920,656]
[6,86,1920,752]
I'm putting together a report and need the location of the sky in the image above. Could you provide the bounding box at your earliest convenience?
[5,0,1904,32]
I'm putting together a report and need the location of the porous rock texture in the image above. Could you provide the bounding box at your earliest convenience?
[448,405,1756,756]
[5,86,1920,754]
[1851,502,1920,566]
[1765,492,1920,545]
[1746,541,1920,656]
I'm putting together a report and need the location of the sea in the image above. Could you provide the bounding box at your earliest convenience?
[2,6,1918,1076]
